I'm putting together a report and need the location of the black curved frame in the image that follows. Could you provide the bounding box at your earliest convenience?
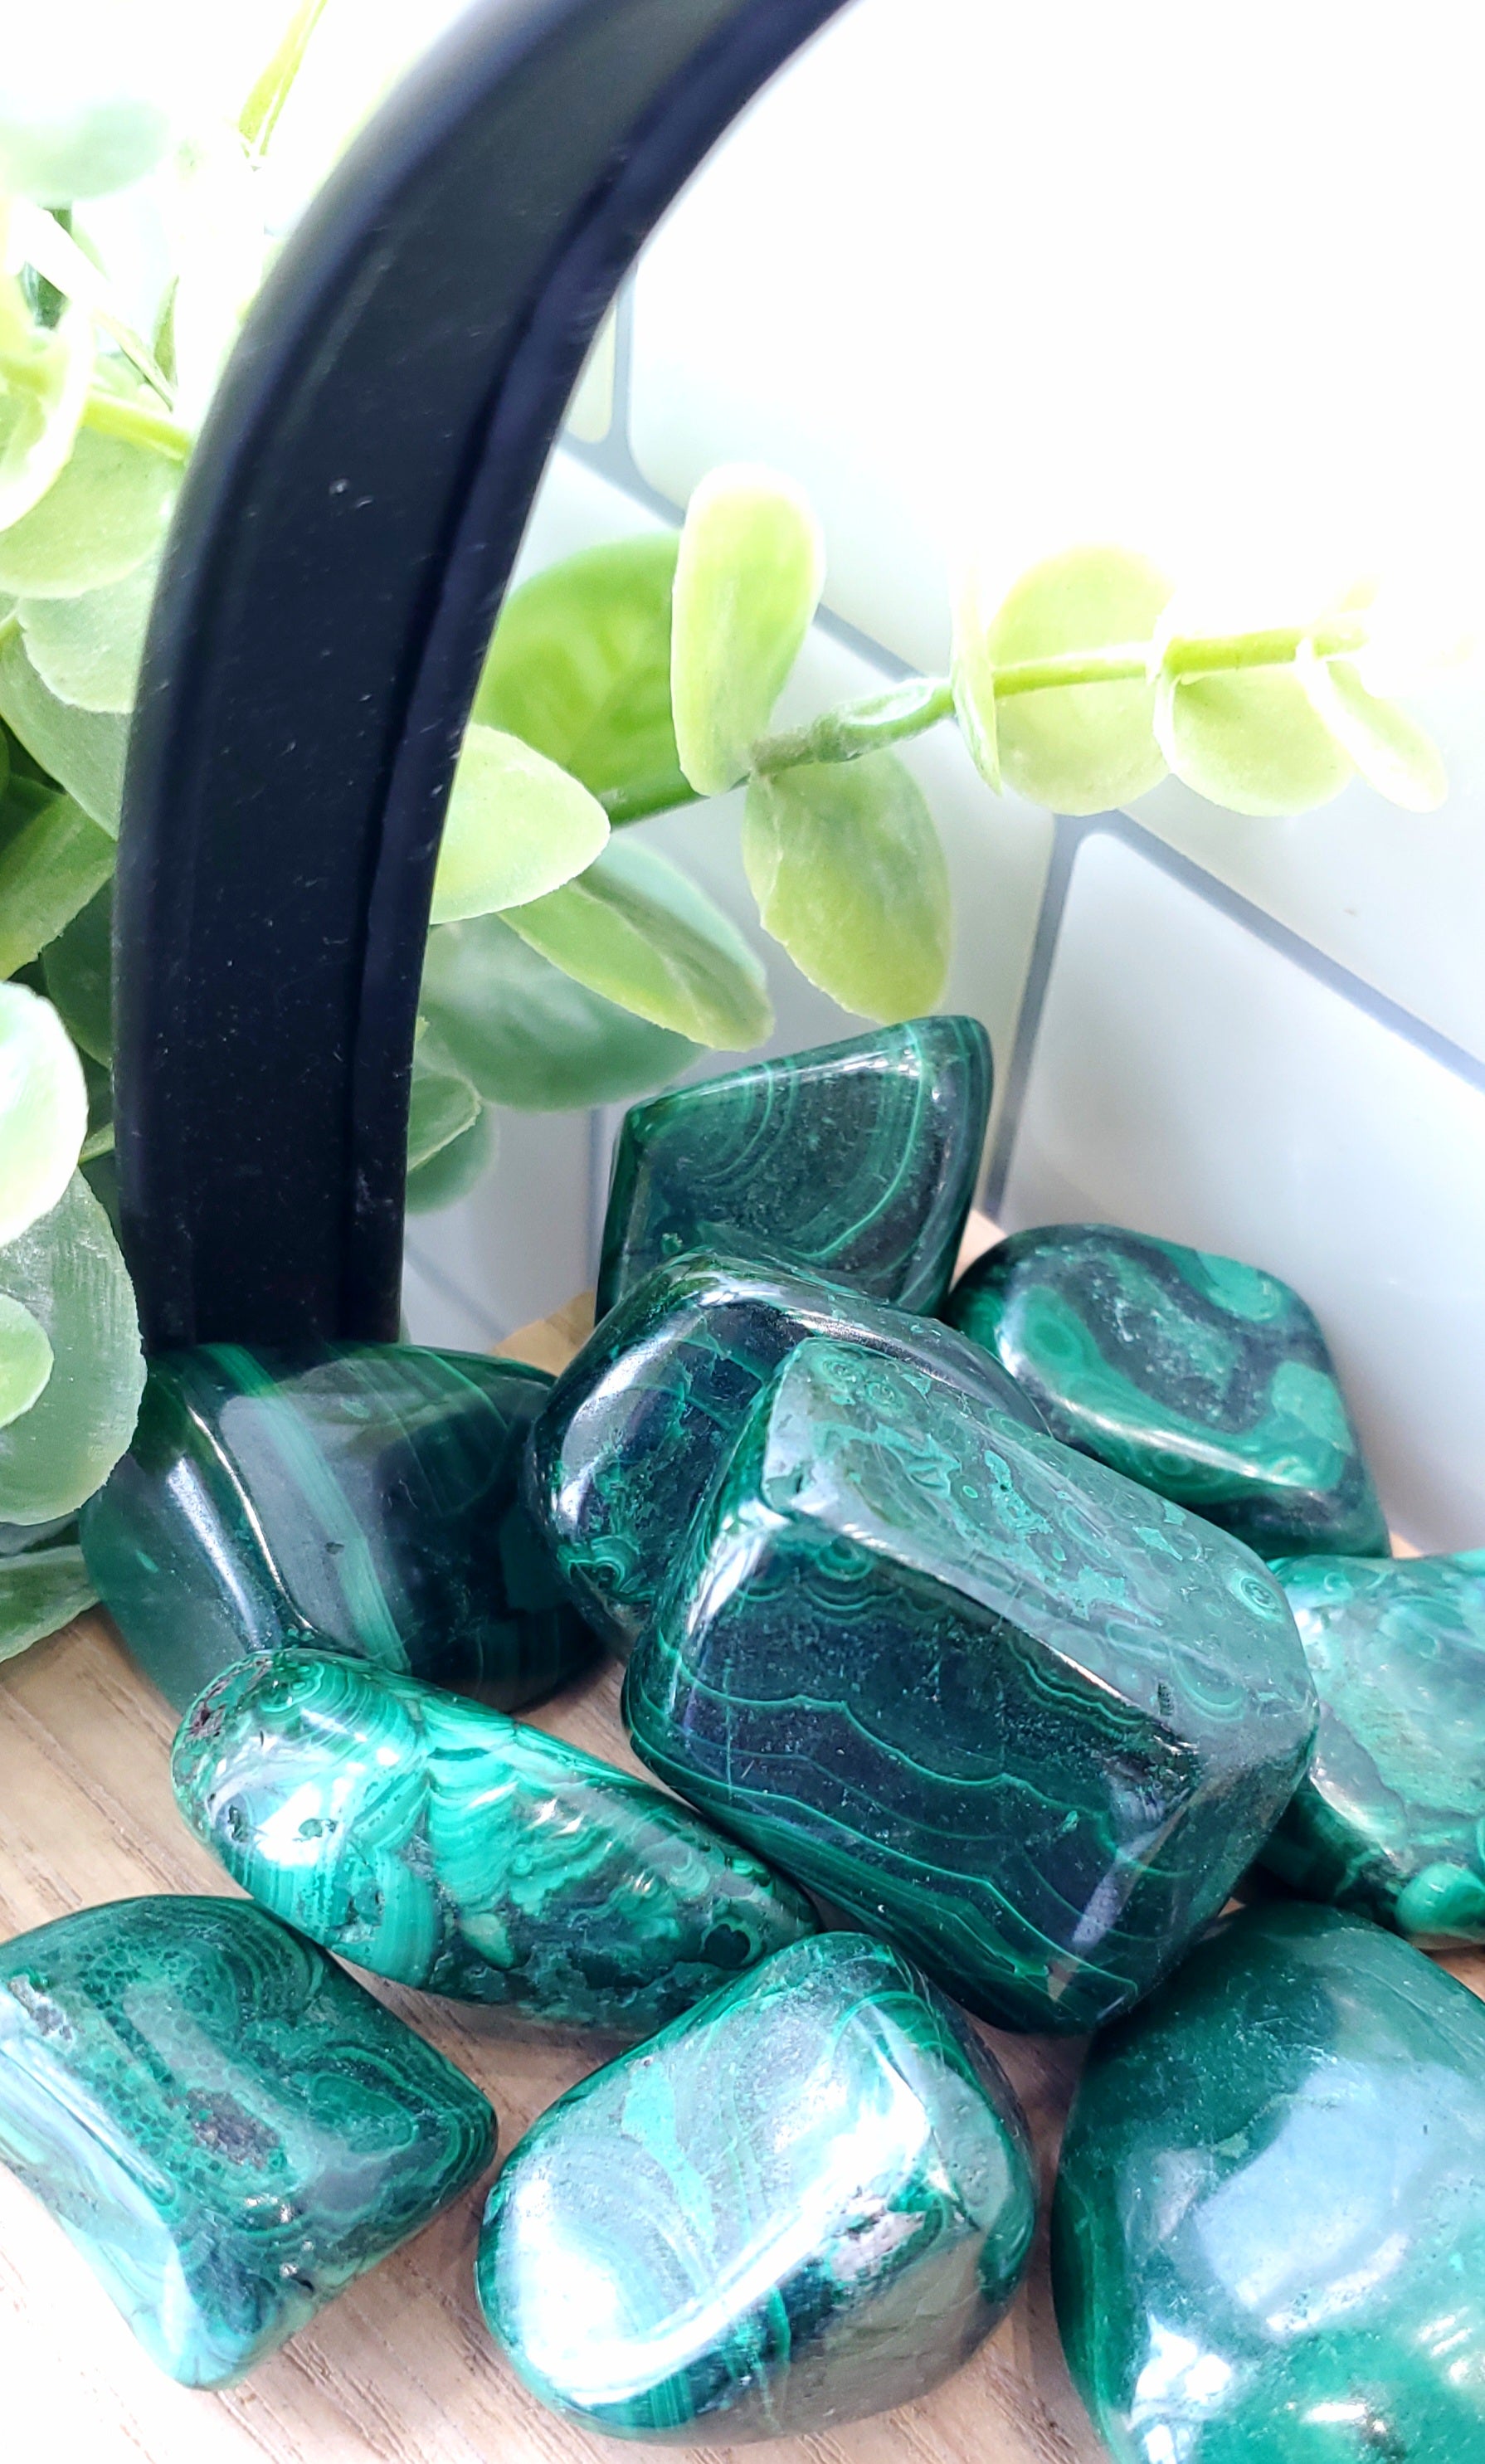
[114,0,849,1352]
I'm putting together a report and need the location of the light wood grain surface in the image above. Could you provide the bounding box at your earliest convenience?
[0,1288,1473,2464]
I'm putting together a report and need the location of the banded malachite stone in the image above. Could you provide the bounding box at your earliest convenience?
[0,1894,494,2388]
[477,1931,1035,2442]
[79,1342,597,1713]
[526,1251,1042,1653]
[627,1338,1315,2034]
[943,1222,1389,1561]
[1053,1903,1485,2463]
[596,1015,990,1318]
[173,1650,816,2032]
[1260,1547,1485,1944]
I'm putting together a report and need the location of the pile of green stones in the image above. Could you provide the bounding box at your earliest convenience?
[2,1016,1482,2454]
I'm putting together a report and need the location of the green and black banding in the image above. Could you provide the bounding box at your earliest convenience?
[627,1338,1315,2034]
[944,1222,1389,1560]
[80,1342,599,1712]
[0,1895,494,2387]
[173,1651,816,2032]
[478,1931,1035,2442]
[596,1016,991,1318]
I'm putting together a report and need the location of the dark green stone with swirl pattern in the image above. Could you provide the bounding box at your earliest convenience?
[173,1650,816,2032]
[477,1931,1036,2442]
[1053,1904,1485,2463]
[526,1252,1042,1654]
[1260,1548,1485,1944]
[0,1894,494,2388]
[627,1338,1316,2034]
[943,1222,1389,1561]
[596,1016,991,1317]
[80,1342,598,1713]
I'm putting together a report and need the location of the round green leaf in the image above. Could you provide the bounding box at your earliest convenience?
[405,1105,496,1215]
[0,1293,52,1430]
[0,291,95,531]
[0,1543,96,1665]
[421,911,700,1112]
[18,553,157,711]
[1156,665,1355,816]
[0,789,113,981]
[1297,643,1447,813]
[40,876,112,1061]
[431,725,610,927]
[0,626,126,830]
[743,752,950,1023]
[671,465,825,796]
[0,423,178,599]
[0,1169,144,1522]
[0,46,173,203]
[407,1030,480,1173]
[981,545,1172,813]
[475,534,693,824]
[504,835,772,1050]
[0,980,87,1246]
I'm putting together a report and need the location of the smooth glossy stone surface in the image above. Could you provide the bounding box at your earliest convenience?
[628,1337,1315,2034]
[0,1894,494,2388]
[173,1649,816,2031]
[944,1222,1390,1561]
[596,1016,991,1317]
[477,1931,1035,2443]
[526,1251,1043,1653]
[80,1342,597,1713]
[1053,1903,1485,2462]
[1261,1548,1485,1944]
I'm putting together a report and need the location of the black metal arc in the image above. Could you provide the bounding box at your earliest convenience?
[114,0,849,1351]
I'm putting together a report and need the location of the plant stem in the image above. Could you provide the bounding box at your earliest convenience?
[752,677,956,775]
[241,0,334,157]
[80,388,192,462]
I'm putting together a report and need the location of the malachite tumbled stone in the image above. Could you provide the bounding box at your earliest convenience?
[79,1342,597,1713]
[1053,1902,1485,2463]
[1260,1547,1485,1945]
[477,1931,1035,2443]
[596,1015,991,1319]
[627,1337,1315,2035]
[173,1649,816,2032]
[944,1222,1390,1561]
[526,1250,1042,1653]
[0,1894,494,2388]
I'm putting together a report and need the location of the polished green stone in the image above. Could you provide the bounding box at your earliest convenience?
[80,1342,597,1713]
[596,1016,991,1318]
[627,1337,1315,2034]
[944,1223,1389,1561]
[0,1894,494,2388]
[527,1251,1042,1654]
[1259,1548,1485,1945]
[1053,1902,1485,2462]
[477,1931,1035,2442]
[173,1649,816,2032]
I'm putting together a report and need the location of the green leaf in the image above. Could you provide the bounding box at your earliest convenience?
[0,625,126,829]
[0,424,178,599]
[1296,643,1447,813]
[671,465,825,796]
[0,1543,96,1666]
[17,553,156,711]
[431,724,609,927]
[0,287,94,529]
[0,67,172,204]
[1155,665,1354,816]
[407,1030,480,1173]
[0,789,113,979]
[40,875,112,1059]
[420,911,700,1112]
[504,836,772,1051]
[743,752,950,1023]
[475,534,694,825]
[0,1293,52,1430]
[0,980,86,1246]
[0,1169,144,1523]
[405,1105,496,1215]
[978,545,1172,813]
